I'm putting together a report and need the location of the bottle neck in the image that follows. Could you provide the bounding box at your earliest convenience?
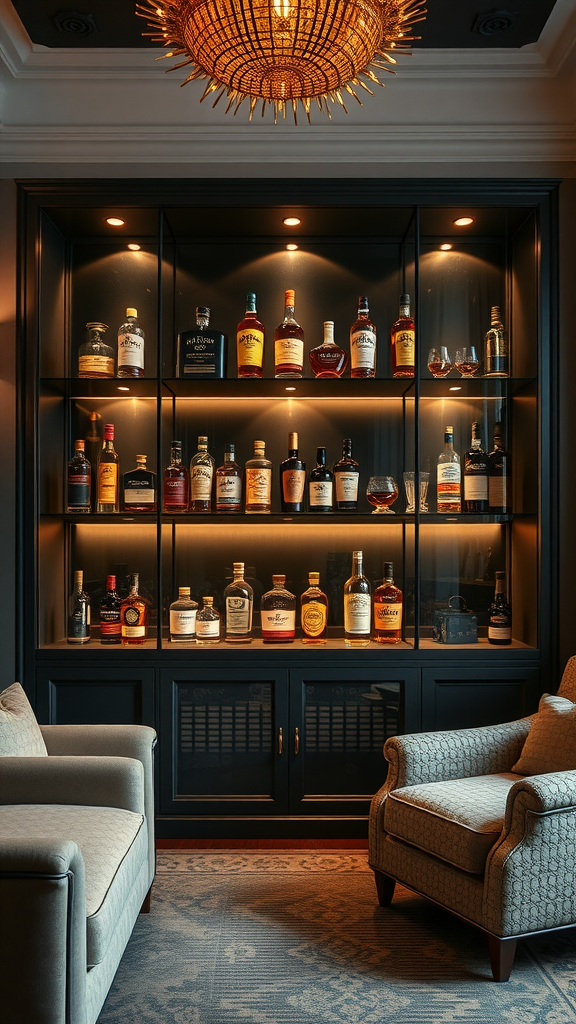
[352,552,363,576]
[224,449,234,463]
[171,450,182,465]
[323,322,335,345]
[129,576,139,596]
[316,448,326,467]
[284,305,295,322]
[444,434,454,450]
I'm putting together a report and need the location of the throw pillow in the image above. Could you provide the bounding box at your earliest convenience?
[512,693,576,775]
[0,682,47,756]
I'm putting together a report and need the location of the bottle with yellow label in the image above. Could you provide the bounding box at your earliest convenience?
[391,293,415,378]
[373,562,403,644]
[301,572,328,644]
[237,293,265,378]
[96,423,120,513]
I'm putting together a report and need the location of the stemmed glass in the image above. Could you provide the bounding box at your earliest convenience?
[366,476,398,514]
[454,346,480,377]
[427,346,452,377]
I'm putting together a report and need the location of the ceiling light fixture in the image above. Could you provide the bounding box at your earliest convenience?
[286,243,298,251]
[283,217,301,226]
[127,243,141,251]
[138,0,426,123]
[453,217,474,227]
[439,243,452,251]
[106,217,125,226]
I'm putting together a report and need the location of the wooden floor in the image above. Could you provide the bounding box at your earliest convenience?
[157,838,369,850]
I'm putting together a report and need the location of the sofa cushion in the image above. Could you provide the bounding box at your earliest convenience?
[385,773,521,874]
[0,804,146,967]
[0,683,47,756]
[512,693,576,775]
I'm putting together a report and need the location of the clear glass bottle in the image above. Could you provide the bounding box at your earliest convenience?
[122,454,157,512]
[163,441,189,513]
[120,572,148,646]
[436,425,461,513]
[343,550,371,646]
[245,440,272,514]
[280,431,306,513]
[333,438,360,511]
[488,570,512,645]
[78,322,113,379]
[67,439,91,513]
[463,421,489,513]
[373,562,403,644]
[309,321,349,378]
[216,444,243,513]
[484,306,509,377]
[300,571,328,644]
[350,296,377,378]
[96,423,120,513]
[260,574,296,643]
[67,569,91,644]
[195,596,221,644]
[308,446,334,513]
[237,293,265,378]
[274,289,304,378]
[190,435,215,512]
[177,306,227,379]
[99,574,121,645]
[391,293,415,379]
[224,562,253,643]
[169,586,198,642]
[488,422,512,514]
[117,307,145,378]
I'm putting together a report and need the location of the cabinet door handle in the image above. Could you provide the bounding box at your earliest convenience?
[294,726,300,755]
[278,727,283,755]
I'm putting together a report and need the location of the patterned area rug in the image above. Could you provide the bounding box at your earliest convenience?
[99,852,576,1024]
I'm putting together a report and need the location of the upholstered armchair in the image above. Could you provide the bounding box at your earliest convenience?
[369,657,576,981]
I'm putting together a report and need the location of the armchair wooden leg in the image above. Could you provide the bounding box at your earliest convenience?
[373,869,396,907]
[140,886,152,914]
[487,935,517,982]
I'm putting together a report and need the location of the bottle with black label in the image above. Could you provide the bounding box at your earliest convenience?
[488,571,512,645]
[280,431,306,513]
[177,307,228,379]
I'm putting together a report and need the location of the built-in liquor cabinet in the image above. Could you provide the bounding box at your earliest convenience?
[19,179,557,837]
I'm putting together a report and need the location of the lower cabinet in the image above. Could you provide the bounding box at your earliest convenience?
[420,665,540,731]
[35,666,156,726]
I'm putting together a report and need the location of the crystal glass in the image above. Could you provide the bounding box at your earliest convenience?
[427,346,452,377]
[366,475,398,514]
[419,471,430,512]
[454,346,480,377]
[404,471,430,513]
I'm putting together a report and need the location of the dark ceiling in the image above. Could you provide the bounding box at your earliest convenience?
[10,1,558,50]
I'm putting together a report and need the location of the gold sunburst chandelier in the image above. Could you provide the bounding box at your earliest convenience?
[137,0,427,123]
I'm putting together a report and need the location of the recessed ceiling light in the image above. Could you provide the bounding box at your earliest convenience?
[439,243,452,251]
[449,386,462,392]
[117,386,130,391]
[285,386,296,391]
[453,217,474,227]
[127,243,141,251]
[286,243,298,251]
[283,217,301,226]
[106,217,125,226]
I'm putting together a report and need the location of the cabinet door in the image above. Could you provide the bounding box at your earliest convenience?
[288,666,419,816]
[159,667,289,818]
[35,666,156,725]
[421,665,540,731]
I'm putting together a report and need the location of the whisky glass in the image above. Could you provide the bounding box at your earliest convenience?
[366,475,398,514]
[427,346,452,377]
[404,471,430,513]
[454,346,480,377]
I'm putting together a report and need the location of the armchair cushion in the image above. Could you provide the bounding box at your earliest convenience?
[0,683,47,756]
[512,693,576,775]
[385,773,521,874]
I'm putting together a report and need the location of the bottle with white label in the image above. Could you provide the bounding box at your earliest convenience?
[463,421,488,513]
[274,289,304,378]
[169,586,198,643]
[333,439,360,511]
[437,425,461,513]
[488,570,512,645]
[308,447,334,513]
[190,435,215,512]
[350,296,377,378]
[195,596,221,644]
[224,562,253,643]
[216,444,242,513]
[373,562,403,644]
[117,307,145,378]
[343,550,371,646]
[260,575,296,643]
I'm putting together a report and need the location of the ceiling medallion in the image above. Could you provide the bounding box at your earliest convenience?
[137,0,427,123]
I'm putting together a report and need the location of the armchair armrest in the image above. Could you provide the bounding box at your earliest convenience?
[0,755,144,814]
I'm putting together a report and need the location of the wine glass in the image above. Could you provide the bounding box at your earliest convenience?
[427,346,452,377]
[366,476,398,514]
[454,346,480,377]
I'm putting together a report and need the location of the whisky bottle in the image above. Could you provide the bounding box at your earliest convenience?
[163,441,189,513]
[300,572,328,644]
[237,293,264,378]
[373,562,403,644]
[78,322,113,379]
[177,306,228,379]
[274,289,304,378]
[488,570,512,645]
[169,586,198,642]
[350,296,377,378]
[96,423,120,513]
[333,438,360,511]
[224,562,253,643]
[280,431,306,513]
[190,435,215,512]
[260,575,296,643]
[343,550,371,646]
[67,440,91,513]
[308,446,334,513]
[85,411,101,512]
[391,294,415,379]
[122,455,157,512]
[67,570,91,644]
[484,306,509,377]
[245,441,272,514]
[488,423,511,514]
[436,425,461,513]
[463,422,489,513]
[99,574,121,645]
[216,444,243,513]
[117,307,145,378]
[120,572,148,646]
[309,321,349,378]
[195,596,221,644]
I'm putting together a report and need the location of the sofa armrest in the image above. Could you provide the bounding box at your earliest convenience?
[0,755,144,814]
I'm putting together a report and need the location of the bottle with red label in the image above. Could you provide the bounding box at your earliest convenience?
[99,574,121,645]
